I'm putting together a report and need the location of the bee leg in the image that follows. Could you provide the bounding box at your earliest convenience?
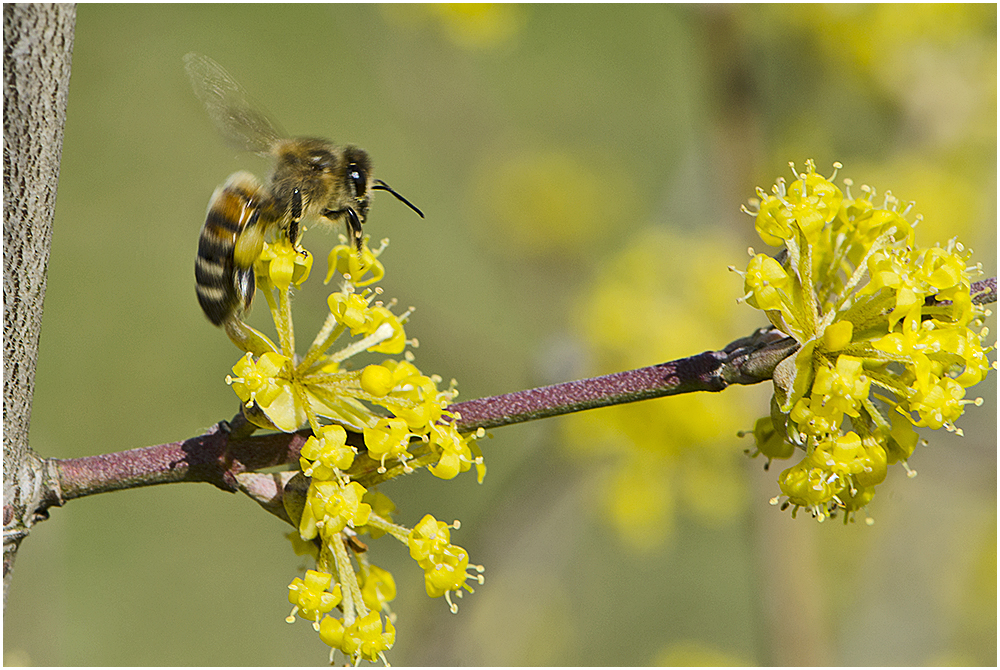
[321,207,365,258]
[234,266,255,315]
[288,187,303,246]
[345,207,364,257]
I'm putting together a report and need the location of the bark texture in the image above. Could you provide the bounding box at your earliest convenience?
[3,3,76,609]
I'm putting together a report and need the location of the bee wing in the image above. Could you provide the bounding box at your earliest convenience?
[183,52,285,155]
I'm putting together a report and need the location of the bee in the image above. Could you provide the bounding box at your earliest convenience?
[185,53,423,329]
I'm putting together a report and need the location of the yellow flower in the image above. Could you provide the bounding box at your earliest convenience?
[318,610,396,664]
[906,376,969,431]
[749,416,795,463]
[811,356,870,419]
[287,570,342,624]
[363,417,414,472]
[778,461,837,512]
[299,424,356,480]
[406,514,483,608]
[743,253,793,312]
[299,480,372,541]
[754,190,797,246]
[423,543,471,598]
[359,564,397,613]
[258,238,312,291]
[325,239,385,287]
[427,423,478,480]
[327,290,375,335]
[226,351,288,409]
[407,514,454,568]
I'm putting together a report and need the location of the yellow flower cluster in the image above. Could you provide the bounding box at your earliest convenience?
[739,160,993,523]
[225,238,483,479]
[223,235,485,664]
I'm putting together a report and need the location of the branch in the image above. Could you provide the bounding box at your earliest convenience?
[969,275,996,306]
[449,327,794,431]
[49,414,314,501]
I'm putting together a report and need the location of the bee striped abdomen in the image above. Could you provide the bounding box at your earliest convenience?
[195,171,265,326]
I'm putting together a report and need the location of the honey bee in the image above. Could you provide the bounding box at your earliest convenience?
[185,53,423,329]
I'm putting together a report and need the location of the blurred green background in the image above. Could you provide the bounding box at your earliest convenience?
[6,4,996,666]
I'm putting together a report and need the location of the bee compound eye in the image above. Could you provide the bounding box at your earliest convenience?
[348,164,367,199]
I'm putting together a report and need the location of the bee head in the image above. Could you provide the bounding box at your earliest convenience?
[340,146,424,223]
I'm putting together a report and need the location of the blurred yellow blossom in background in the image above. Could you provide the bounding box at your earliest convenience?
[473,148,637,259]
[382,3,526,51]
[561,228,762,549]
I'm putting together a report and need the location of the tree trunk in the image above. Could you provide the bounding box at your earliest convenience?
[3,2,76,610]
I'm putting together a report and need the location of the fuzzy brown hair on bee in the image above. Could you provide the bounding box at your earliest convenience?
[184,53,423,332]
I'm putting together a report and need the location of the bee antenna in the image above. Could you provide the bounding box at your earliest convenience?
[373,179,424,218]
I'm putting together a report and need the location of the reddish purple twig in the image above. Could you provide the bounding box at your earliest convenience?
[51,420,312,504]
[448,351,728,431]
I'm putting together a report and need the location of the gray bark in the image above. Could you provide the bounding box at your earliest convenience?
[3,3,76,609]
